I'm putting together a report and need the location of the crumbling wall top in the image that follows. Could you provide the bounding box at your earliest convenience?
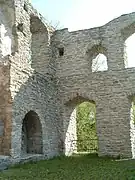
[23,0,54,34]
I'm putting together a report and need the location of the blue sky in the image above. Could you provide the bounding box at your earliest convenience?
[31,0,135,67]
[32,0,135,31]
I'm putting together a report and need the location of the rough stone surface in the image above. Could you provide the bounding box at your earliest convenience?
[0,0,134,165]
[52,13,135,158]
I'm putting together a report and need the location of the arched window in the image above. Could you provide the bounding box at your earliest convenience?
[21,111,43,155]
[86,45,108,72]
[92,53,108,72]
[124,33,135,68]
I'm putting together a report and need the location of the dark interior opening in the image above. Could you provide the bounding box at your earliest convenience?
[21,111,43,155]
[58,47,64,56]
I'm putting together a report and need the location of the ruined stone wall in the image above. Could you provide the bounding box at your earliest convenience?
[30,16,53,75]
[10,67,59,158]
[0,0,16,155]
[8,0,59,158]
[52,12,135,77]
[25,0,55,75]
[0,0,59,158]
[52,12,135,158]
[0,0,135,160]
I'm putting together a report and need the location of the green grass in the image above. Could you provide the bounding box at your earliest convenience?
[0,154,135,180]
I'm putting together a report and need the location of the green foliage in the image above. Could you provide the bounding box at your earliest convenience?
[131,103,135,125]
[76,102,98,152]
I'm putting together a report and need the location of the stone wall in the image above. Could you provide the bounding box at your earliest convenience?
[0,60,12,156]
[52,12,135,158]
[30,15,53,75]
[0,0,135,160]
[0,0,15,156]
[56,69,135,158]
[0,0,59,159]
[10,67,59,158]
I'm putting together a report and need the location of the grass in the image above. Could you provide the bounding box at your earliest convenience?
[0,154,135,180]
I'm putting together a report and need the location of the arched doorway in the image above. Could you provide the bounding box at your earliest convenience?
[64,97,98,155]
[21,111,43,155]
[76,101,98,153]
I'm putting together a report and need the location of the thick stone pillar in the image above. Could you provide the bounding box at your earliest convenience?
[97,95,132,158]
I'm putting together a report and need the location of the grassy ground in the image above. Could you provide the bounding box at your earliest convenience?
[0,154,135,180]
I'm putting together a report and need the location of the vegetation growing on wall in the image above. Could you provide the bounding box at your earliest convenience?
[76,102,98,152]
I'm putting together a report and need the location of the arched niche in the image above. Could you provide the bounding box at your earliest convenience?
[21,110,43,155]
[30,15,51,74]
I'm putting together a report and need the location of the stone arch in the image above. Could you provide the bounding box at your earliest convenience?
[11,107,45,158]
[121,20,135,68]
[63,92,97,106]
[21,110,43,155]
[62,94,98,156]
[121,23,135,42]
[86,44,108,72]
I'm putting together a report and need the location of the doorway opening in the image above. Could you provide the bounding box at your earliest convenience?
[21,111,43,155]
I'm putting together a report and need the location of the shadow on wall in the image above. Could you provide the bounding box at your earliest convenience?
[0,60,12,156]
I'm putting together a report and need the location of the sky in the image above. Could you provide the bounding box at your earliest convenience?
[32,0,135,31]
[32,0,135,67]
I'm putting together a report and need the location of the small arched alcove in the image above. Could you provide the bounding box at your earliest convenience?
[64,96,98,155]
[21,110,43,155]
[86,45,108,72]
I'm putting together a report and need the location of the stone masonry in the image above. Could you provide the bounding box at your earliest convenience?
[0,0,134,163]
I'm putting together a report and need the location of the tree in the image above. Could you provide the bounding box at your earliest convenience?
[76,102,98,152]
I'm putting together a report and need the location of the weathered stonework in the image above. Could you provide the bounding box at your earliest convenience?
[52,13,135,158]
[0,0,134,165]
